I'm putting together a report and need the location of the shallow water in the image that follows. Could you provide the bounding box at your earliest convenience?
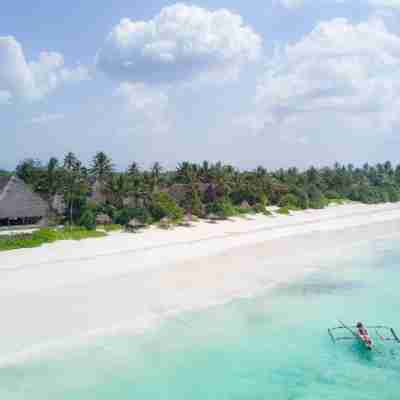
[2,237,400,399]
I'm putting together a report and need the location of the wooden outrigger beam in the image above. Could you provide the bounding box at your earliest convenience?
[328,328,335,343]
[390,328,400,343]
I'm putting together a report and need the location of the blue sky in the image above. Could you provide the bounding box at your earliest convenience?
[1,0,400,170]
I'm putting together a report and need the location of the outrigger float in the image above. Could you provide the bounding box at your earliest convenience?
[329,320,400,351]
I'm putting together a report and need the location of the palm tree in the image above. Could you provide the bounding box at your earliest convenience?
[176,161,198,184]
[45,157,61,197]
[63,153,87,225]
[64,152,79,171]
[128,161,140,178]
[150,162,163,191]
[105,174,129,209]
[90,152,114,182]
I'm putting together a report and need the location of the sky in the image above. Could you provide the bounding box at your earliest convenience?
[1,0,400,171]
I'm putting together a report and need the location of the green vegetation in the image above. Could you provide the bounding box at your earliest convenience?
[114,207,153,226]
[99,224,122,232]
[0,169,12,177]
[0,227,106,252]
[277,207,291,215]
[9,154,400,233]
[206,198,236,219]
[150,192,184,223]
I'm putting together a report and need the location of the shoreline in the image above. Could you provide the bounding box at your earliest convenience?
[1,202,400,364]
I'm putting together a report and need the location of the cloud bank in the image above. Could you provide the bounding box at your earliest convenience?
[0,36,90,103]
[277,0,400,10]
[97,3,262,84]
[249,17,400,132]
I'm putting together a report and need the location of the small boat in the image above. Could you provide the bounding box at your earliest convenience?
[329,320,400,352]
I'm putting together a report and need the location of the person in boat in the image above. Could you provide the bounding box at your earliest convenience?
[356,322,373,346]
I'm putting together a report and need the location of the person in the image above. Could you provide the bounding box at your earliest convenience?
[356,322,373,347]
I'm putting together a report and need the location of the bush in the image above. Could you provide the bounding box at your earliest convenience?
[387,187,400,203]
[79,209,96,230]
[291,188,309,209]
[114,208,153,226]
[94,203,117,221]
[235,206,255,215]
[183,186,204,217]
[278,194,300,209]
[150,192,184,223]
[325,190,341,200]
[0,227,106,252]
[308,185,327,209]
[206,198,236,219]
[277,207,291,215]
[259,193,269,208]
[252,204,270,215]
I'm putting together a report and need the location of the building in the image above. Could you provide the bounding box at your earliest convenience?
[0,176,49,226]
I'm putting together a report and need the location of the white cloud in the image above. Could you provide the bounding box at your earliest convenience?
[30,113,65,125]
[114,82,171,133]
[276,0,305,9]
[369,0,400,9]
[0,36,90,103]
[276,0,400,10]
[245,17,400,133]
[97,3,262,84]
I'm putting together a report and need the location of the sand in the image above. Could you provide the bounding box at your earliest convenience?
[1,202,400,364]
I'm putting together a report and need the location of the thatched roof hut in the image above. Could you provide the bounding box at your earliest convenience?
[179,213,194,227]
[126,218,145,232]
[166,184,191,204]
[206,213,221,223]
[0,176,49,226]
[96,213,112,225]
[159,216,173,229]
[240,200,251,209]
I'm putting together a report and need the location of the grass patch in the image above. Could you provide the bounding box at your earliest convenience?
[98,224,122,232]
[277,207,291,215]
[0,227,106,252]
[234,206,256,216]
[327,198,346,205]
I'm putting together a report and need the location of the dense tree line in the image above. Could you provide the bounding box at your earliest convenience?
[8,153,400,228]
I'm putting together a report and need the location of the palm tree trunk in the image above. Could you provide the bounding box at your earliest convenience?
[69,197,73,226]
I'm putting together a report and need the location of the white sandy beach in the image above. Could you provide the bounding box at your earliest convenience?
[2,202,400,364]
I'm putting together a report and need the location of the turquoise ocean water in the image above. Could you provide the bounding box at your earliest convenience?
[2,237,400,399]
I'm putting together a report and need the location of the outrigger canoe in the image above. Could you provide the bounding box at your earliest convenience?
[329,321,400,351]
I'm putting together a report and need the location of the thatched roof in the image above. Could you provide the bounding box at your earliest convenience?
[96,213,112,225]
[166,184,191,203]
[127,218,145,228]
[0,176,10,194]
[240,200,251,209]
[183,213,194,222]
[206,213,221,221]
[0,176,49,220]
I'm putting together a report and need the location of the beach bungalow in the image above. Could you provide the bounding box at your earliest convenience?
[0,176,49,226]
